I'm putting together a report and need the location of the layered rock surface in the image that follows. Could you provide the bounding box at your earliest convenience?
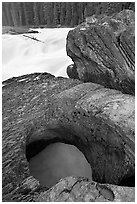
[2,72,135,201]
[66,10,135,95]
[36,176,135,202]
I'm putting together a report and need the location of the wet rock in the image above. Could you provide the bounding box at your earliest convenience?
[2,72,81,201]
[36,176,135,202]
[43,82,135,186]
[2,72,135,201]
[67,64,79,79]
[66,10,135,95]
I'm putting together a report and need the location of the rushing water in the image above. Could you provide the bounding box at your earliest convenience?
[2,28,73,81]
[29,142,92,188]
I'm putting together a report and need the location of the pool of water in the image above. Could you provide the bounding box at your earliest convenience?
[29,142,92,188]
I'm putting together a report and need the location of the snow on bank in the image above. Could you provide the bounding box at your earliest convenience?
[2,28,73,81]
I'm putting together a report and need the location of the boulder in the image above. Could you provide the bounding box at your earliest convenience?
[2,73,134,201]
[66,10,135,95]
[37,176,135,202]
[67,64,79,80]
[43,79,135,186]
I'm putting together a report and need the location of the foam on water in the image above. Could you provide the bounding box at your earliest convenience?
[29,142,92,188]
[2,28,73,81]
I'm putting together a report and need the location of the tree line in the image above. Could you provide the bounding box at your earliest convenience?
[2,2,135,27]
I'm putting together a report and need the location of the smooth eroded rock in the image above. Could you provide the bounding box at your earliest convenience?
[36,176,135,202]
[66,10,135,95]
[2,72,135,201]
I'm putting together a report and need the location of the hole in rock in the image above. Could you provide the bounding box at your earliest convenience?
[119,175,135,187]
[26,137,134,188]
[28,142,92,188]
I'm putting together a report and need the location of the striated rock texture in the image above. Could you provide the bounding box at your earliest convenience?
[2,72,134,201]
[36,176,135,202]
[66,10,135,95]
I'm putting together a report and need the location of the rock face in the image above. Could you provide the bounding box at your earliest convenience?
[66,10,135,95]
[43,79,135,186]
[36,176,135,202]
[2,72,135,201]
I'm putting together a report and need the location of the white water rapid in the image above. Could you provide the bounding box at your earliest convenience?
[2,28,73,81]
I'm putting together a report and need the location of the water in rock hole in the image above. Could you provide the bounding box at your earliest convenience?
[29,142,92,188]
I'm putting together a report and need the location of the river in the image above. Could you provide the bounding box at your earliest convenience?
[2,28,73,81]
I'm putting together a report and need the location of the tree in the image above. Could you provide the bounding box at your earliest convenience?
[77,3,85,24]
[71,3,79,26]
[53,2,60,26]
[60,2,66,25]
[2,2,135,27]
[38,3,45,25]
[2,3,8,26]
[43,2,54,26]
[65,2,72,26]
[22,3,30,26]
[3,2,14,26]
[84,3,100,18]
[101,2,123,15]
[16,2,23,26]
[33,2,39,26]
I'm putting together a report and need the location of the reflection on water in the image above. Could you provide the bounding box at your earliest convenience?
[29,142,92,188]
[2,28,73,81]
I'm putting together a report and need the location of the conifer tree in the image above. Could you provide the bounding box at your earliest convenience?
[2,2,135,27]
[10,3,17,26]
[77,3,85,24]
[33,2,39,26]
[65,2,72,26]
[22,3,30,26]
[2,3,8,25]
[60,2,66,25]
[53,2,60,25]
[17,2,23,26]
[39,3,45,25]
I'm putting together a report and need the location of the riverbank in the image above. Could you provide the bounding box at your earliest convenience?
[2,25,74,34]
